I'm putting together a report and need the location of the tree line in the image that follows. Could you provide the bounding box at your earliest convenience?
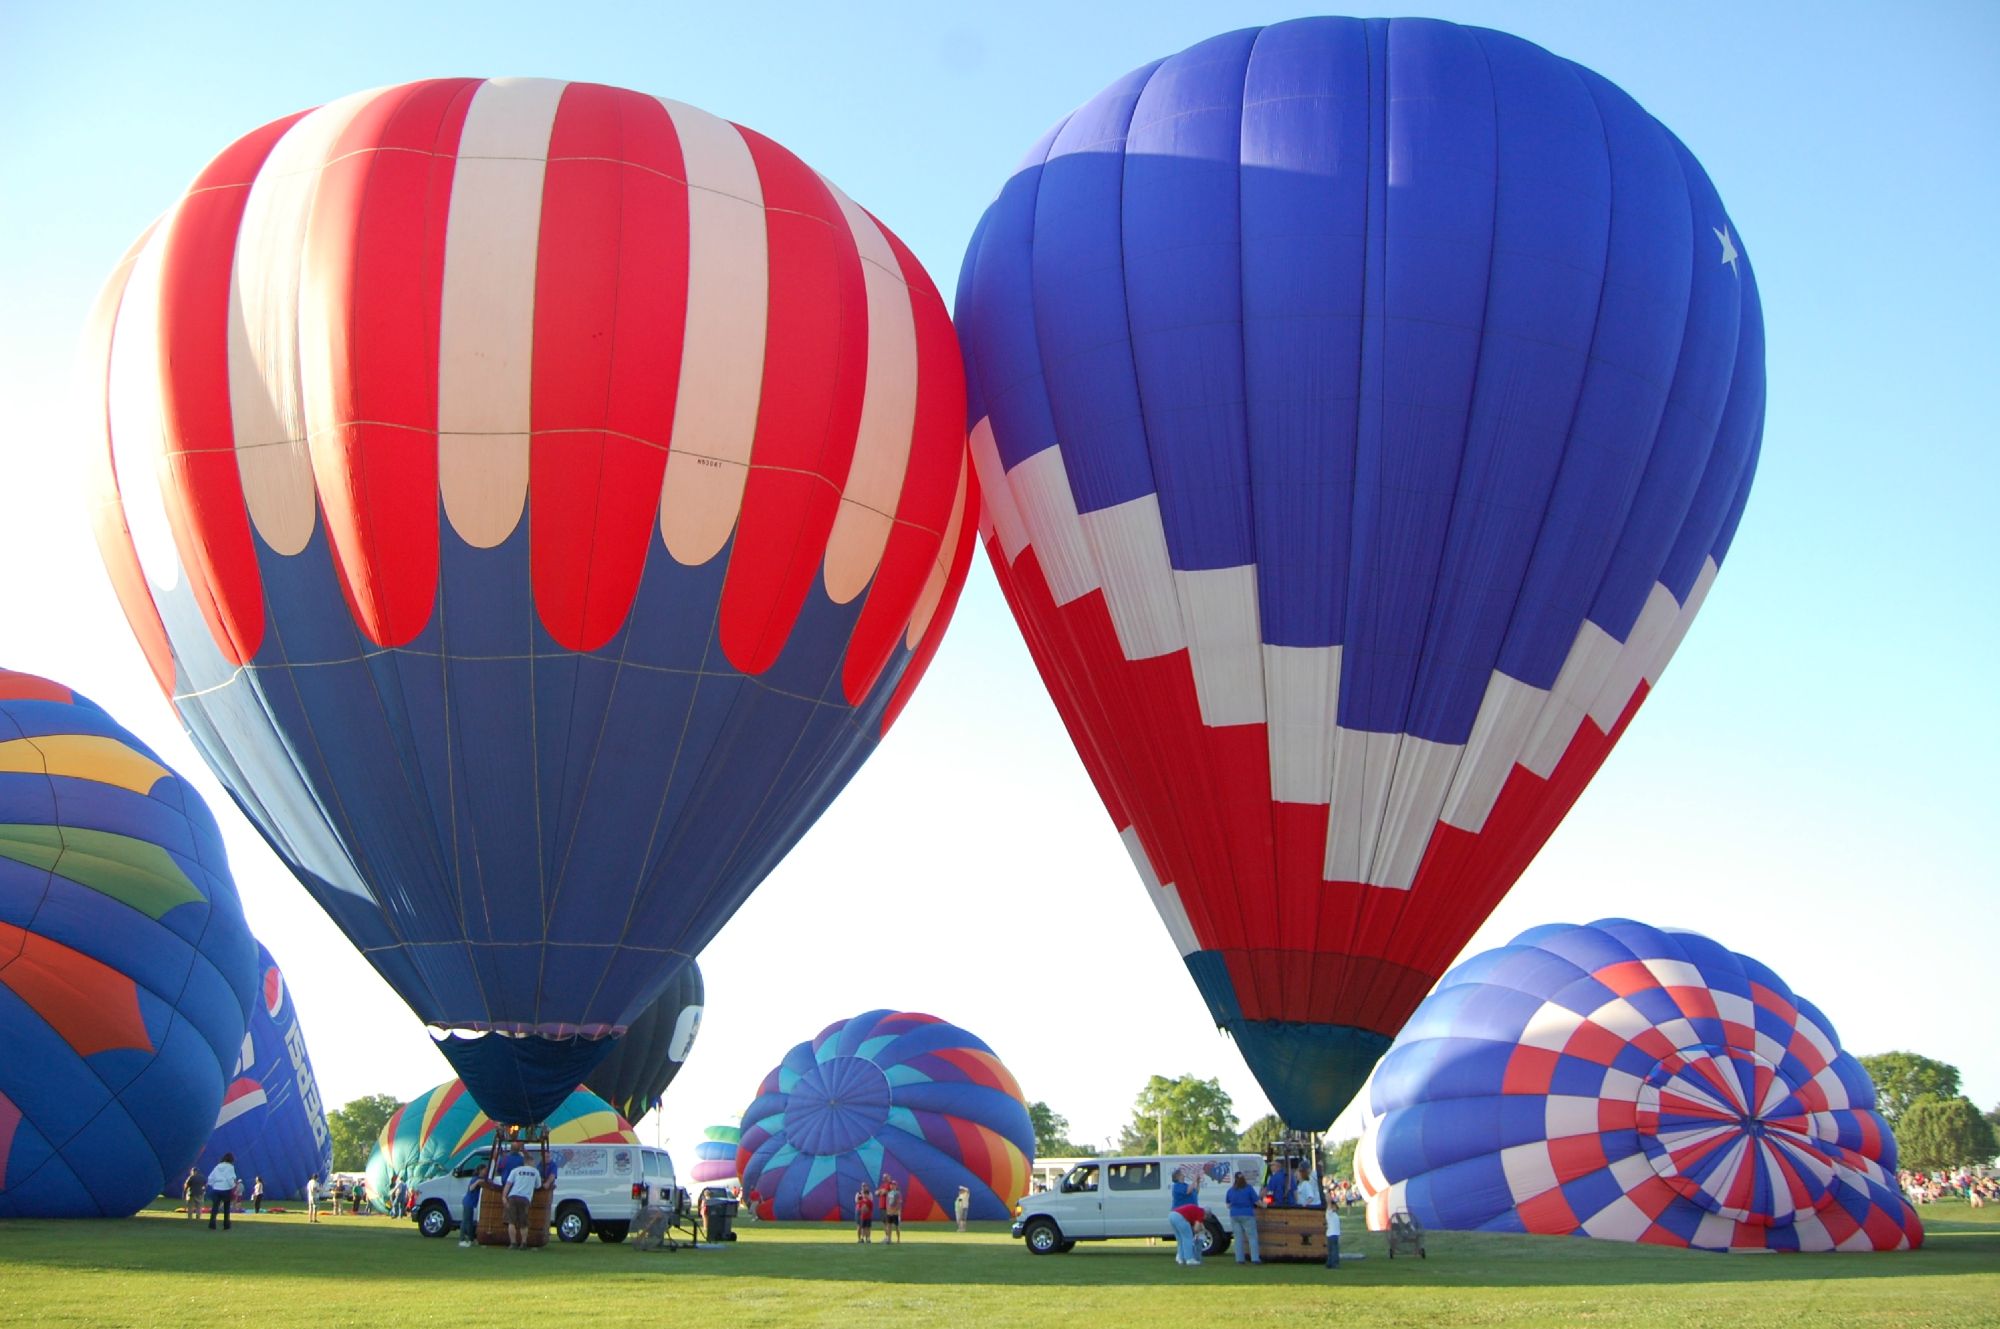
[1857,1052,1998,1171]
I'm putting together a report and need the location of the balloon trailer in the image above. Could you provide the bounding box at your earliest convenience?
[474,1125,555,1249]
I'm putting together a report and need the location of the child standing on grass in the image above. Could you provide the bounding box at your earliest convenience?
[854,1186,874,1244]
[182,1169,201,1219]
[955,1185,971,1233]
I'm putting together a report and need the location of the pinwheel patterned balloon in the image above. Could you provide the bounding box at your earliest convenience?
[1355,920,1922,1252]
[366,1078,635,1204]
[737,1011,1033,1221]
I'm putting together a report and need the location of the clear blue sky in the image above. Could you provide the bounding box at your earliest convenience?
[1,1,1994,1155]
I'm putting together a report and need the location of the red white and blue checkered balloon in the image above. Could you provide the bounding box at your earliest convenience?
[1356,920,1922,1252]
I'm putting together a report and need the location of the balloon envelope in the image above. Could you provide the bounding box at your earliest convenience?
[738,1010,1033,1221]
[194,941,333,1200]
[690,1123,741,1184]
[0,669,257,1217]
[956,18,1764,1128]
[583,960,703,1126]
[367,1078,635,1206]
[82,78,980,1125]
[1355,919,1922,1252]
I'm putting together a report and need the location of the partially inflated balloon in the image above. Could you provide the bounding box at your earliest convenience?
[0,669,257,1216]
[193,942,332,1200]
[82,78,979,1124]
[691,1122,741,1185]
[1355,920,1921,1252]
[583,960,702,1126]
[367,1078,635,1204]
[737,1010,1033,1221]
[957,19,1763,1128]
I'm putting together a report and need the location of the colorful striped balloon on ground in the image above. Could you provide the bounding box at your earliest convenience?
[738,1011,1033,1221]
[956,18,1764,1130]
[366,1078,636,1206]
[193,941,332,1200]
[0,669,257,1217]
[80,78,980,1124]
[1355,920,1922,1252]
[691,1122,741,1185]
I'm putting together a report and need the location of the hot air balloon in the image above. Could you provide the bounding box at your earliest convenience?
[193,942,333,1201]
[80,78,979,1125]
[1354,920,1922,1252]
[583,960,702,1126]
[367,1078,636,1205]
[956,19,1764,1129]
[737,1010,1033,1221]
[0,669,257,1217]
[691,1122,741,1185]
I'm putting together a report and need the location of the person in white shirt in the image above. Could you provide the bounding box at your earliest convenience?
[305,1175,320,1223]
[206,1154,239,1231]
[503,1158,542,1250]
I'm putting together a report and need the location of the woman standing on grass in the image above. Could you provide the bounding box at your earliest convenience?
[955,1186,971,1233]
[206,1154,238,1231]
[1167,1166,1204,1266]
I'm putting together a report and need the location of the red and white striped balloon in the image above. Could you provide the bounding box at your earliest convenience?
[81,77,971,707]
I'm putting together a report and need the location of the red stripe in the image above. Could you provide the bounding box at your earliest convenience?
[840,216,965,702]
[0,670,73,704]
[81,226,177,695]
[530,84,689,652]
[306,80,478,647]
[879,449,980,736]
[153,111,309,665]
[718,127,867,674]
[0,923,152,1058]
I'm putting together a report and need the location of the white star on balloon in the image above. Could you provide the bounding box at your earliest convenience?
[1714,224,1740,276]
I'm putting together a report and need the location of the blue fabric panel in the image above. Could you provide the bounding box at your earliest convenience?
[1549,974,1620,1018]
[1403,30,1610,745]
[1425,1151,1513,1230]
[1338,18,1496,734]
[1240,17,1370,648]
[432,1032,615,1126]
[1123,29,1260,570]
[1033,61,1158,515]
[1227,1017,1390,1129]
[1482,946,1593,1006]
[1586,138,1742,639]
[1661,258,1763,598]
[1533,922,1638,977]
[1493,68,1694,688]
[1549,1054,1614,1098]
[1441,985,1545,1043]
[960,134,1065,472]
[1558,1164,1626,1224]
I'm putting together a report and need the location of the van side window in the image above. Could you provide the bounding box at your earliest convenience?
[1061,1164,1099,1194]
[1106,1162,1160,1192]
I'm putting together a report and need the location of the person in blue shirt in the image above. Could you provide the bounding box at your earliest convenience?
[459,1168,485,1248]
[1265,1163,1298,1207]
[1225,1172,1262,1264]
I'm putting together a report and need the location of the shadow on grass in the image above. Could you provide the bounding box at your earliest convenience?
[0,1207,1994,1293]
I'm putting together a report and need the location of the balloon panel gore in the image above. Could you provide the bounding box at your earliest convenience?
[432,1033,617,1126]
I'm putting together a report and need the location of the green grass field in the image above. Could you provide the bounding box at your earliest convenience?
[2,1200,1995,1327]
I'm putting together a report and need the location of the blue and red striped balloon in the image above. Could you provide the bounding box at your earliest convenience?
[1355,920,1921,1252]
[956,18,1764,1129]
[80,79,979,1123]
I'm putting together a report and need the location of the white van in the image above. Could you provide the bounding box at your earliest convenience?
[409,1143,676,1244]
[1011,1154,1264,1255]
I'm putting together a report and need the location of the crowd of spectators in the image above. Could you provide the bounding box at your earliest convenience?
[1900,1169,1997,1207]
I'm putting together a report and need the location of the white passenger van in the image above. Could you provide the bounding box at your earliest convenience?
[1011,1154,1264,1255]
[409,1142,676,1244]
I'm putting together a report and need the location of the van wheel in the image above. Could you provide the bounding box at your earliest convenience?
[416,1202,451,1239]
[1057,1240,1076,1253]
[1201,1218,1230,1256]
[555,1203,591,1244]
[1023,1219,1064,1254]
[596,1222,629,1243]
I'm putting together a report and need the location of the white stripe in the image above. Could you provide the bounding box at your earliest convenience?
[1006,446,1099,605]
[1545,1095,1599,1139]
[1690,1210,1736,1250]
[1324,728,1398,884]
[1793,1016,1837,1071]
[231,90,384,557]
[820,183,917,603]
[214,1083,268,1129]
[106,210,181,593]
[1439,671,1542,831]
[1519,1002,1585,1053]
[436,77,567,549]
[1655,1017,1700,1050]
[1586,998,1651,1040]
[1175,565,1265,726]
[1078,493,1181,658]
[1644,557,1718,687]
[1522,621,1622,778]
[905,447,968,647]
[1599,1067,1644,1102]
[968,416,1027,561]
[1712,991,1755,1030]
[1121,827,1200,957]
[1578,1194,1650,1241]
[1642,959,1704,990]
[1753,1030,1787,1067]
[1368,734,1460,890]
[1264,644,1340,803]
[1587,583,1681,732]
[659,98,767,567]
